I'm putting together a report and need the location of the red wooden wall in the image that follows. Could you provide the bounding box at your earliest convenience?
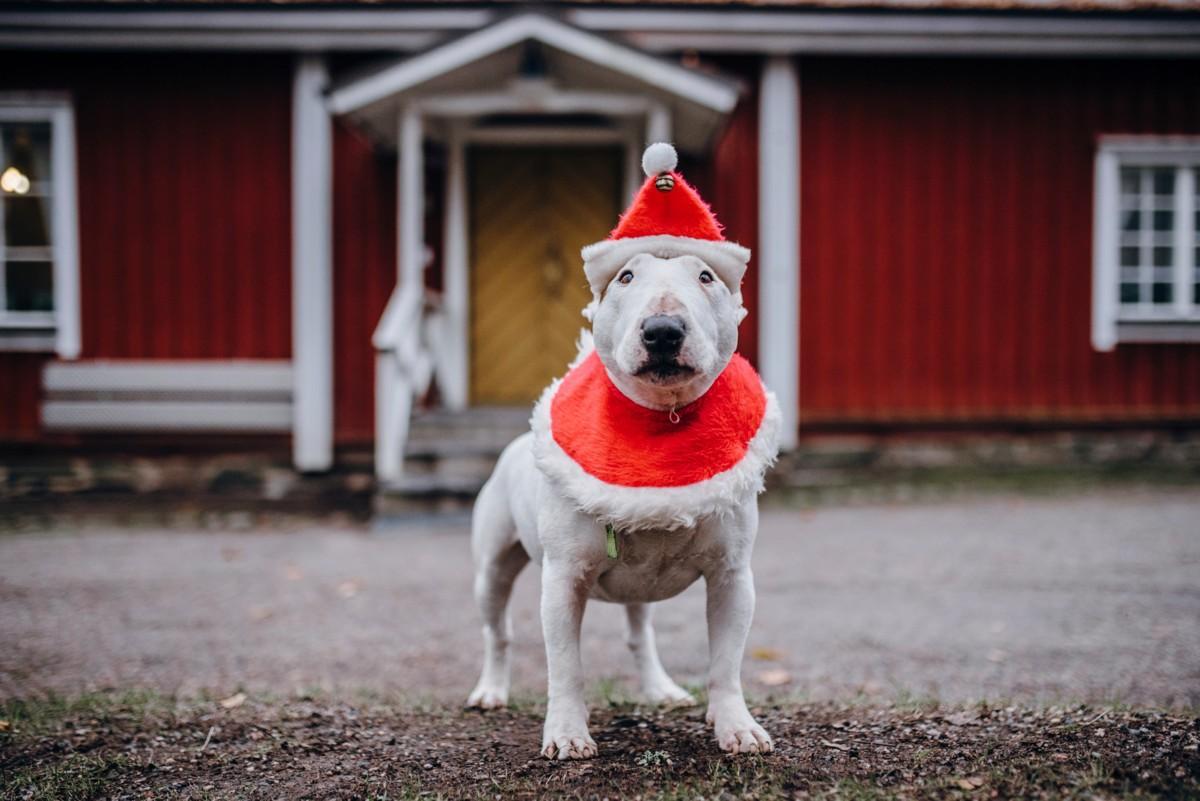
[0,53,293,440]
[800,57,1200,425]
[332,121,396,444]
[700,61,761,368]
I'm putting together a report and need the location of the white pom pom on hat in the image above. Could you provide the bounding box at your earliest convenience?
[641,142,678,177]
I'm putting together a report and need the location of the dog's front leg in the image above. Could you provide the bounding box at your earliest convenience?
[704,563,773,754]
[540,555,598,760]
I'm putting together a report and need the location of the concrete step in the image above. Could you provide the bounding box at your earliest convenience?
[374,406,530,519]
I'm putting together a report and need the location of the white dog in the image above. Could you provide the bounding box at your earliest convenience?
[466,143,781,760]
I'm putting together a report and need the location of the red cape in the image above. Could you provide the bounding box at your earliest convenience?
[549,352,767,489]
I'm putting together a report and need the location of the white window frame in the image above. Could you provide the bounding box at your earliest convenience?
[1093,135,1200,351]
[0,93,80,358]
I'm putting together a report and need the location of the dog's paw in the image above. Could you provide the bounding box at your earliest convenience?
[708,704,774,754]
[466,685,508,710]
[642,679,697,707]
[715,721,773,754]
[541,731,598,760]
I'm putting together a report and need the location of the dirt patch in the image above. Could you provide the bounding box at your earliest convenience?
[2,696,1197,800]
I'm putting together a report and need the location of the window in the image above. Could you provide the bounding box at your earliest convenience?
[1093,137,1200,350]
[0,95,79,357]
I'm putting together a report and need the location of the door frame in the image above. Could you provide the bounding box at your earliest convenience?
[439,118,659,410]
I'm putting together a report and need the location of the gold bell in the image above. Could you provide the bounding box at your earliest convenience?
[654,172,675,192]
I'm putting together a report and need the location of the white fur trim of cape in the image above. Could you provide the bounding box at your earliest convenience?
[530,339,782,532]
[581,235,750,308]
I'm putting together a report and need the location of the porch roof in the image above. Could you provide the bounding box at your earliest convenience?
[325,13,742,152]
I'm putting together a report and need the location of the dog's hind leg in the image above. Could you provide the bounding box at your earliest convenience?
[624,603,696,706]
[466,477,529,710]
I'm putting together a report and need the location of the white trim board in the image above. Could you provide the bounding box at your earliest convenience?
[0,9,491,51]
[326,13,739,116]
[42,401,292,432]
[3,7,1199,55]
[42,359,294,432]
[568,9,1200,56]
[43,359,293,393]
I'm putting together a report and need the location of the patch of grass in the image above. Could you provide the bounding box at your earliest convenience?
[0,689,173,741]
[591,676,636,708]
[0,753,129,801]
[812,779,903,801]
[646,757,787,801]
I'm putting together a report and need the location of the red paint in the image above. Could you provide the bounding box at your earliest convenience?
[550,351,766,487]
[800,57,1200,424]
[0,354,47,440]
[332,120,396,444]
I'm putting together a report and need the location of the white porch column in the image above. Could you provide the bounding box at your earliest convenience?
[398,105,424,287]
[646,103,671,145]
[441,124,469,410]
[623,124,642,203]
[758,55,800,450]
[291,55,334,471]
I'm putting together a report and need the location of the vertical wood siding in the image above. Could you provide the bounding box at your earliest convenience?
[0,53,293,439]
[708,80,761,369]
[800,57,1200,425]
[332,121,396,444]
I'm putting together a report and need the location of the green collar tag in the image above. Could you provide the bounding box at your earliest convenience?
[605,523,619,559]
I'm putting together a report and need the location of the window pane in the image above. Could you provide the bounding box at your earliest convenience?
[1,122,51,185]
[1120,283,1140,304]
[1120,168,1139,197]
[3,196,49,246]
[1121,210,1141,231]
[1152,209,1174,232]
[1120,246,1139,267]
[4,260,53,312]
[1152,168,1174,196]
[1152,282,1173,304]
[1153,245,1173,267]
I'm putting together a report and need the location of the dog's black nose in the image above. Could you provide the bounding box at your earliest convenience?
[641,315,686,357]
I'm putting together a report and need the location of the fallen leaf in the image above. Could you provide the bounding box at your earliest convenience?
[249,606,273,622]
[756,669,792,687]
[820,739,852,752]
[0,719,9,731]
[219,692,246,709]
[750,647,785,661]
[284,564,304,581]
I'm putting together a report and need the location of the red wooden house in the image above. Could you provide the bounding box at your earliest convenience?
[1,2,1198,496]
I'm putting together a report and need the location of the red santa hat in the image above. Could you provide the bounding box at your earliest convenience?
[581,142,751,313]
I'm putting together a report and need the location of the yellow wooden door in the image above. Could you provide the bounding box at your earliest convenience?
[469,146,621,405]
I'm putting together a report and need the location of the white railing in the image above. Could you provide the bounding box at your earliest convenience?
[373,283,445,483]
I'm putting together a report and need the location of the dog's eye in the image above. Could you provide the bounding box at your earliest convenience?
[617,270,634,285]
[699,270,714,285]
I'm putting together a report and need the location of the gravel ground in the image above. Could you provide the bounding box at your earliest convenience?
[1,487,1199,709]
